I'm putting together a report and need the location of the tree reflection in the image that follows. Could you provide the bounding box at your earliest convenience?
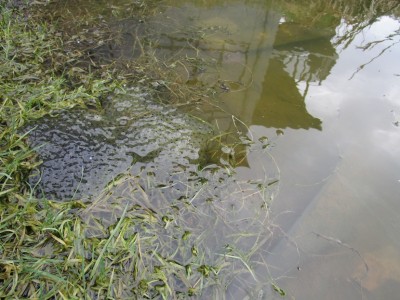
[45,0,400,132]
[250,21,338,130]
[282,0,400,80]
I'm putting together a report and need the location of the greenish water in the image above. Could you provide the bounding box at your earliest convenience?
[30,0,400,299]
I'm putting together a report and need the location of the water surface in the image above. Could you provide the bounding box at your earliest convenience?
[39,0,400,298]
[145,1,400,299]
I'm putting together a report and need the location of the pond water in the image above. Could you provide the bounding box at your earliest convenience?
[143,2,400,299]
[38,0,400,299]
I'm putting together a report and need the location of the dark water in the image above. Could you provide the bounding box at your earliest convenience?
[31,0,400,299]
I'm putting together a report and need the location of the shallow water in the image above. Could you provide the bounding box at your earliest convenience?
[146,1,400,299]
[26,89,276,297]
[34,0,400,299]
[145,1,400,299]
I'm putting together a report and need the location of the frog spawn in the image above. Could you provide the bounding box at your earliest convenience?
[26,91,213,201]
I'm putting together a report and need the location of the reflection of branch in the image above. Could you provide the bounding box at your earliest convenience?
[312,231,369,276]
[348,38,400,80]
[333,3,400,80]
[333,21,374,50]
[357,29,400,50]
[332,0,400,50]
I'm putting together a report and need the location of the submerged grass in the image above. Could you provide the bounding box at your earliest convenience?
[0,2,276,299]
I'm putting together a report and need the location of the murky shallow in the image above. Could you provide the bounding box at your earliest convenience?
[30,0,400,299]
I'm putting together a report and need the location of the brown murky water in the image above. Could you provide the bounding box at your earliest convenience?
[43,0,400,299]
